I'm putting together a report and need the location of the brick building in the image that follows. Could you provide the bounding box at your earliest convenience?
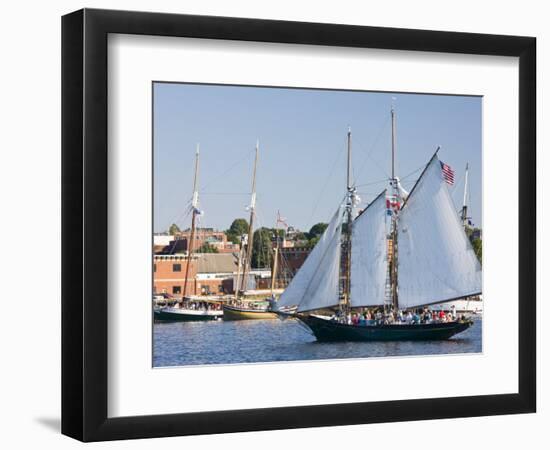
[155,228,240,254]
[274,246,311,288]
[153,253,239,298]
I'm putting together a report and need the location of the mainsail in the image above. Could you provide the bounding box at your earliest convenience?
[397,154,482,309]
[277,207,343,312]
[350,190,388,307]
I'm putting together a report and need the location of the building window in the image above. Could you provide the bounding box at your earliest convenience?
[153,264,156,272]
[173,263,181,272]
[172,286,181,295]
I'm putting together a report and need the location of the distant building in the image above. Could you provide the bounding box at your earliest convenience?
[153,254,198,297]
[153,234,174,247]
[153,253,239,297]
[154,228,240,255]
[177,228,239,253]
[274,246,311,288]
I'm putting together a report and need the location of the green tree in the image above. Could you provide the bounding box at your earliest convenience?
[168,223,180,235]
[251,227,274,268]
[226,218,249,244]
[465,227,482,263]
[306,236,320,249]
[293,231,307,241]
[273,228,286,239]
[197,242,219,253]
[305,222,328,248]
[307,222,328,240]
[471,238,482,263]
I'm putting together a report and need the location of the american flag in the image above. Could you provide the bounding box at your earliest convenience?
[440,161,455,185]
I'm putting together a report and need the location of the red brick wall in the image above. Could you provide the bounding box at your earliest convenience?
[153,256,236,297]
[195,278,234,295]
[153,257,198,297]
[276,247,310,288]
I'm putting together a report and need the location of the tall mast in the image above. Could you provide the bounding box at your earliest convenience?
[234,240,244,296]
[342,127,353,313]
[461,163,469,228]
[239,141,259,294]
[391,105,396,180]
[270,228,280,297]
[347,127,352,191]
[182,144,200,301]
[390,103,399,311]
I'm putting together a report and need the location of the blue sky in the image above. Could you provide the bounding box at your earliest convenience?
[153,83,481,233]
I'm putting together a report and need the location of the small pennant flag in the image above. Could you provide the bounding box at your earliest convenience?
[386,195,401,215]
[440,161,455,185]
[276,210,288,228]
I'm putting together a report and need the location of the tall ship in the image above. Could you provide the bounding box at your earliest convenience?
[154,146,223,321]
[223,141,279,320]
[275,108,482,341]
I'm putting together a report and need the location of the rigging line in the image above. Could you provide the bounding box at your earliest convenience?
[162,196,193,231]
[162,204,192,236]
[355,114,391,179]
[399,164,425,181]
[198,147,256,193]
[355,178,389,188]
[307,142,347,226]
[201,192,251,195]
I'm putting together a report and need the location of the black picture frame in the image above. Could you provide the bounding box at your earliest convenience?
[62,8,536,442]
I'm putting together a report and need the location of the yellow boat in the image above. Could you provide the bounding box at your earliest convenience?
[222,302,278,320]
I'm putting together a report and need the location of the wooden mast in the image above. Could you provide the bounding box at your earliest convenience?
[390,105,399,311]
[182,144,200,302]
[239,141,259,294]
[342,127,353,314]
[234,243,244,298]
[461,163,469,228]
[270,232,279,296]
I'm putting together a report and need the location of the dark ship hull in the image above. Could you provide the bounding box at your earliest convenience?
[298,314,472,342]
[153,307,222,322]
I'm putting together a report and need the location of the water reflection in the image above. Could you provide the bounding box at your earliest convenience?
[153,316,482,367]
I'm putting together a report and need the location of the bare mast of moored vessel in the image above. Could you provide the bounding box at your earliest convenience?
[182,144,200,302]
[239,141,259,296]
[154,145,224,321]
[223,142,278,320]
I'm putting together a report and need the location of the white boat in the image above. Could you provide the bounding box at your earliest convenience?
[428,296,483,315]
[154,304,223,321]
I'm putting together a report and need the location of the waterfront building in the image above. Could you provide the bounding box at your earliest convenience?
[153,253,270,297]
[154,253,238,297]
[274,246,311,289]
[155,228,240,255]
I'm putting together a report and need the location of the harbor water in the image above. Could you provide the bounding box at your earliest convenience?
[153,316,482,367]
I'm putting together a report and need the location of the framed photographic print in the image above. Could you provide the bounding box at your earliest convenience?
[61,8,536,442]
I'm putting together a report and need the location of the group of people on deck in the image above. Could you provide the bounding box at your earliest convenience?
[184,301,222,311]
[335,305,461,326]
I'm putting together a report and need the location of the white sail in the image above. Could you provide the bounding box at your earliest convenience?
[397,155,482,309]
[350,191,388,307]
[277,207,343,312]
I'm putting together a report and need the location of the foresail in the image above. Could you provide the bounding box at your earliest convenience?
[350,191,388,307]
[277,207,343,312]
[397,155,482,309]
